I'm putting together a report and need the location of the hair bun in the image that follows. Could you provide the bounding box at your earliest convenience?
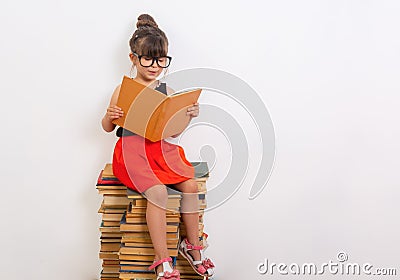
[136,14,158,29]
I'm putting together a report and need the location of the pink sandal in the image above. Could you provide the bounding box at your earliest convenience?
[148,257,180,280]
[179,238,215,277]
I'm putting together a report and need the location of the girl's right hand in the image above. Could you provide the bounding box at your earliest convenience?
[106,105,124,122]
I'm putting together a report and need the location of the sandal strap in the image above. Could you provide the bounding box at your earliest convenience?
[148,257,173,271]
[184,238,203,250]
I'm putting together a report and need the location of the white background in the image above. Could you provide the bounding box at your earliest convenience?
[1,0,399,279]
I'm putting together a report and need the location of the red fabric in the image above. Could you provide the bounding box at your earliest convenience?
[112,135,194,193]
[96,170,123,185]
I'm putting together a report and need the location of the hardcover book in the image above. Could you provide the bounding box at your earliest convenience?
[112,76,202,142]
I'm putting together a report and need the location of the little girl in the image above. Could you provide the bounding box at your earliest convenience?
[101,14,215,280]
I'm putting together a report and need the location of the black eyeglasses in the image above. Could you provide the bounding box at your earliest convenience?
[132,52,172,68]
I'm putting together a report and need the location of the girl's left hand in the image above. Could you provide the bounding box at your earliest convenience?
[187,102,199,118]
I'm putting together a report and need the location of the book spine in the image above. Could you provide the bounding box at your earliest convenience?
[146,102,162,141]
[154,98,169,140]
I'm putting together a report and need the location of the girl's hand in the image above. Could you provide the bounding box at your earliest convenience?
[187,102,199,118]
[106,105,124,122]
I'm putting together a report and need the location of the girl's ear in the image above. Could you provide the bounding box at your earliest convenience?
[129,52,136,63]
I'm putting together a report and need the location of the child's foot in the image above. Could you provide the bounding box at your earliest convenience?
[149,257,180,280]
[179,238,215,277]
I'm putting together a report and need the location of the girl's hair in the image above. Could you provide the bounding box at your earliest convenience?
[129,14,168,57]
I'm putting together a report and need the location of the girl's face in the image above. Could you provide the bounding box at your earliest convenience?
[129,51,166,82]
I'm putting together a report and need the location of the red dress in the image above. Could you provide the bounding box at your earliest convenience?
[112,135,195,193]
[111,82,194,193]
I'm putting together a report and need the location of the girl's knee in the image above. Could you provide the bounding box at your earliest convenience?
[183,179,198,194]
[144,184,168,205]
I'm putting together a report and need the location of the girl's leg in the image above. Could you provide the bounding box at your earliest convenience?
[143,184,171,274]
[173,179,201,262]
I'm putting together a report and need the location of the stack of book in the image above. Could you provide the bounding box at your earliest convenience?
[97,164,129,280]
[97,162,211,280]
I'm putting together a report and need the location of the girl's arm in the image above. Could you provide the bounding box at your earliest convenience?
[101,84,124,132]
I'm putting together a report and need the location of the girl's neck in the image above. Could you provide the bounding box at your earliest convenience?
[133,76,160,89]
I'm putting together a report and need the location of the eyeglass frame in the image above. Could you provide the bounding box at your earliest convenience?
[132,52,172,68]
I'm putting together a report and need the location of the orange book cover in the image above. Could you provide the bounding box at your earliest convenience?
[112,76,202,142]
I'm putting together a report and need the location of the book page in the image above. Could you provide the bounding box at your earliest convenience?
[171,87,201,96]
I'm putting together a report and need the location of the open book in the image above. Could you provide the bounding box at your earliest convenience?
[112,76,202,142]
